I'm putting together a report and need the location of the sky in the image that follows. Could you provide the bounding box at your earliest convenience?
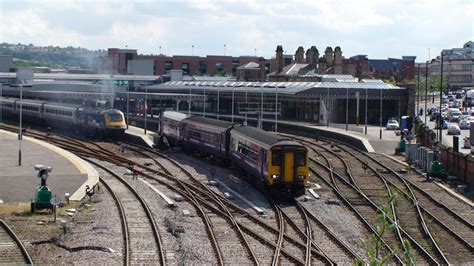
[0,0,473,62]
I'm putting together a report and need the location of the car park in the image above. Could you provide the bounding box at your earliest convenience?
[447,124,461,135]
[386,119,400,130]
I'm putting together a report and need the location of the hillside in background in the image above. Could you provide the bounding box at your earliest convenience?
[0,43,105,70]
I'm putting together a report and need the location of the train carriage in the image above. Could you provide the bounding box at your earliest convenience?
[229,125,308,197]
[0,97,125,139]
[43,104,77,126]
[160,111,189,146]
[180,116,235,158]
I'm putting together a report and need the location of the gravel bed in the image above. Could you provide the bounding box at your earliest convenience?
[1,182,122,264]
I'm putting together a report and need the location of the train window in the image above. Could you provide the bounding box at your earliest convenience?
[237,142,258,161]
[108,114,123,122]
[272,150,281,166]
[296,151,306,167]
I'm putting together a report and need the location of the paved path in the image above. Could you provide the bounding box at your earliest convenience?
[0,131,86,203]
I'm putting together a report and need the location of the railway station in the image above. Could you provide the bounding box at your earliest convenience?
[0,63,472,266]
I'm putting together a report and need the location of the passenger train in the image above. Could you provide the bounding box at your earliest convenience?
[1,97,126,138]
[160,111,308,197]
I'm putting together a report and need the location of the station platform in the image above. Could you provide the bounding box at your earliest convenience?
[125,125,156,148]
[0,130,98,204]
[280,121,401,155]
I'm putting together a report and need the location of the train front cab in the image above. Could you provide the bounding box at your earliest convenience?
[102,110,126,137]
[267,144,308,197]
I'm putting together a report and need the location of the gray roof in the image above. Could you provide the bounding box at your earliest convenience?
[237,62,260,69]
[148,80,400,96]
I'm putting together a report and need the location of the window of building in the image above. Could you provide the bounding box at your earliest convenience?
[232,61,239,76]
[199,60,207,75]
[182,63,190,75]
[461,64,472,71]
[215,63,225,76]
[165,61,172,73]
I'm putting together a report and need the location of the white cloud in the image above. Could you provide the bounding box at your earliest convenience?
[0,0,472,61]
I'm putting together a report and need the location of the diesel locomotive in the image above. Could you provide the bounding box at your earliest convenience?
[160,111,308,197]
[1,97,126,138]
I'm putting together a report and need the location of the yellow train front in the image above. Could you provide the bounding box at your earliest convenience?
[229,125,308,198]
[267,142,308,197]
[100,109,126,138]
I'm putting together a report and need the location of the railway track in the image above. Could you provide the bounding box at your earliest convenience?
[125,143,329,265]
[0,219,33,264]
[81,159,166,265]
[336,145,474,264]
[0,124,329,264]
[288,133,474,264]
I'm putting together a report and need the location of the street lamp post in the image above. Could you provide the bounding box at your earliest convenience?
[217,89,220,120]
[345,88,349,131]
[144,88,148,134]
[424,61,428,125]
[126,83,130,129]
[203,87,206,117]
[192,45,194,56]
[188,86,191,115]
[379,88,383,139]
[275,86,278,132]
[245,89,248,125]
[18,83,23,166]
[260,87,264,129]
[417,64,420,113]
[439,52,444,143]
[326,87,329,127]
[365,87,368,135]
[231,87,235,122]
[224,44,226,56]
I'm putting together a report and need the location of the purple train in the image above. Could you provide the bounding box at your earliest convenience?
[160,111,308,197]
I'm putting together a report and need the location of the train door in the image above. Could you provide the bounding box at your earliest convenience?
[282,149,295,183]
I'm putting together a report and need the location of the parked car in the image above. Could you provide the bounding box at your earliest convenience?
[386,119,400,130]
[459,119,471,129]
[447,109,462,122]
[464,137,471,148]
[447,124,461,135]
[451,100,462,108]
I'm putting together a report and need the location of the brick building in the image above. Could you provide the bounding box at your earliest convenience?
[368,56,416,82]
[268,45,371,81]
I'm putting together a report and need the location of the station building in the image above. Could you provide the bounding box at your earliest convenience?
[1,71,415,127]
[127,76,414,126]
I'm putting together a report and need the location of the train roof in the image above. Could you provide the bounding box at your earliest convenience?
[184,116,235,130]
[232,125,290,146]
[0,96,119,113]
[163,111,189,121]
